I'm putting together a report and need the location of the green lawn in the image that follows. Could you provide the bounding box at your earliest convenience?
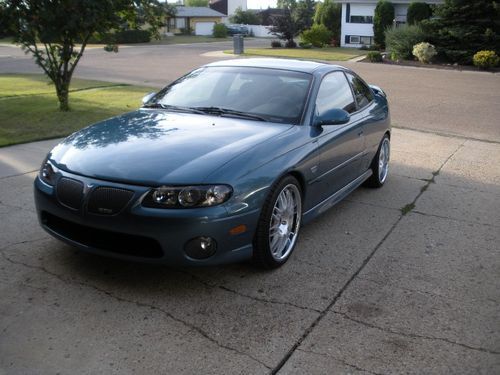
[0,74,154,147]
[226,47,365,61]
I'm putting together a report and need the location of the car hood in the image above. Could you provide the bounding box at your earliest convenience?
[49,110,293,185]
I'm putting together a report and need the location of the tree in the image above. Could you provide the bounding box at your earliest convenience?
[373,0,394,48]
[271,2,299,47]
[314,0,341,43]
[295,0,316,32]
[407,2,432,25]
[3,0,165,111]
[423,0,500,64]
[272,0,315,46]
[230,7,261,25]
[184,0,208,6]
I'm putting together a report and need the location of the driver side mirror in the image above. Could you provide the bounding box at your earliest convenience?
[142,92,156,105]
[313,108,350,127]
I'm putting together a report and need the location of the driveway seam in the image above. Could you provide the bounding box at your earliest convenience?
[271,140,467,374]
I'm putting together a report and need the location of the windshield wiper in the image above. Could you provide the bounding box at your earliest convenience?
[143,103,205,114]
[193,107,268,122]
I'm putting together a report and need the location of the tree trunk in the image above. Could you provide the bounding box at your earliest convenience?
[56,81,70,111]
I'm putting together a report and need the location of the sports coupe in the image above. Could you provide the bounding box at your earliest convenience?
[34,58,390,268]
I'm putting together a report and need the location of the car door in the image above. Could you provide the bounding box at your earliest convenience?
[312,71,366,203]
[344,72,378,172]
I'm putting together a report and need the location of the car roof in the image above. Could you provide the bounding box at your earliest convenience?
[205,58,345,74]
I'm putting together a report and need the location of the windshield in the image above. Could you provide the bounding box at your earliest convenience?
[148,66,312,124]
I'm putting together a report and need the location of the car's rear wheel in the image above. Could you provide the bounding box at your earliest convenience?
[365,134,390,188]
[253,176,302,269]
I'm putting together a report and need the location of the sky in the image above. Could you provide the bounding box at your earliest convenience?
[247,0,277,9]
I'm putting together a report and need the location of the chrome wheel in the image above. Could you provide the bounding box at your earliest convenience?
[269,184,302,261]
[378,137,390,183]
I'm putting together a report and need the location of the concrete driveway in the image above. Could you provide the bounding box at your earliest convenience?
[0,43,499,374]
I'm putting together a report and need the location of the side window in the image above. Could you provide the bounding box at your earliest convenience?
[315,72,356,116]
[346,73,373,109]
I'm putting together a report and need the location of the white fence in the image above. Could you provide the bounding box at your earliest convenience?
[245,25,274,38]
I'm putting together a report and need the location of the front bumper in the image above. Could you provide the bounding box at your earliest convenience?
[34,171,260,266]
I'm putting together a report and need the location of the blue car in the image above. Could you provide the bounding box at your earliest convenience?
[34,58,390,268]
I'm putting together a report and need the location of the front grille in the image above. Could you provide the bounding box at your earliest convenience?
[87,187,134,215]
[42,212,163,258]
[57,178,84,209]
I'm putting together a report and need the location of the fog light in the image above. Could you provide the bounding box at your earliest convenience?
[184,236,217,259]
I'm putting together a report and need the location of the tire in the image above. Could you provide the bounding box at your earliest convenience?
[365,134,390,188]
[253,175,303,269]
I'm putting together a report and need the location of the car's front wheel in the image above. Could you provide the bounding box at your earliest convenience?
[365,134,390,188]
[253,176,302,269]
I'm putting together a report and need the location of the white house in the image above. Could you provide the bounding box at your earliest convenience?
[338,0,443,47]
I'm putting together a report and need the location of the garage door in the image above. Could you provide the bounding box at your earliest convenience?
[195,22,215,36]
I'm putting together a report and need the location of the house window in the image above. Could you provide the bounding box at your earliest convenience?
[360,36,373,45]
[348,35,373,45]
[349,35,360,44]
[349,15,373,24]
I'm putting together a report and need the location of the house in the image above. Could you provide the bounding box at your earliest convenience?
[209,0,247,18]
[166,6,226,35]
[338,0,443,47]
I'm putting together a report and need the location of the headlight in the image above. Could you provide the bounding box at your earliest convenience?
[39,158,58,186]
[142,185,233,208]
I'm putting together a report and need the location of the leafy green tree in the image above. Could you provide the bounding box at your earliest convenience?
[230,7,261,25]
[423,0,500,64]
[406,2,432,25]
[3,0,165,111]
[314,0,341,43]
[373,0,394,48]
[184,0,208,6]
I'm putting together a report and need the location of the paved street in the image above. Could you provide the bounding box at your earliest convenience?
[0,42,499,374]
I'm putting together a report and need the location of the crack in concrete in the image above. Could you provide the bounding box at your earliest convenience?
[357,275,500,308]
[0,248,272,370]
[397,141,466,217]
[333,311,500,356]
[180,270,322,313]
[0,199,34,213]
[296,348,385,375]
[411,209,500,228]
[392,125,500,145]
[0,169,38,180]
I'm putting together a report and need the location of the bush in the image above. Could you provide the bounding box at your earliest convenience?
[385,24,427,60]
[407,2,432,25]
[412,42,436,63]
[373,0,395,49]
[213,23,228,38]
[473,50,500,69]
[285,40,297,48]
[300,24,332,48]
[271,40,282,48]
[367,51,383,62]
[299,41,312,49]
[114,30,151,44]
